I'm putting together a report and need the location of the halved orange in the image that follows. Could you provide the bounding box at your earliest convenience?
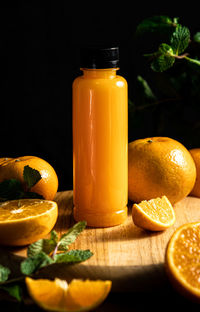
[25,277,112,312]
[165,222,200,302]
[0,199,58,246]
[132,195,176,231]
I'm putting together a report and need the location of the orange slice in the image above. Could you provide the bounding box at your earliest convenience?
[165,222,200,302]
[0,199,58,246]
[132,195,175,231]
[25,277,112,312]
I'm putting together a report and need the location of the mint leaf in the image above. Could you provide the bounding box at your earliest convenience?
[54,249,93,264]
[58,221,87,252]
[20,252,54,275]
[194,32,200,43]
[170,25,190,54]
[23,165,42,189]
[0,179,23,201]
[27,239,56,257]
[136,15,177,37]
[27,230,58,257]
[0,284,22,301]
[50,230,59,243]
[0,264,11,282]
[151,43,175,72]
[0,167,43,202]
[22,191,44,199]
[136,75,156,101]
[27,239,46,257]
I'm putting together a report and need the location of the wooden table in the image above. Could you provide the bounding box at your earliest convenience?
[1,191,200,310]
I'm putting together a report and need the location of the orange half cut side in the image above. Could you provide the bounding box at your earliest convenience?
[165,222,200,302]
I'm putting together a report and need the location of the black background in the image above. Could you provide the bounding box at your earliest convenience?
[1,3,200,311]
[1,2,200,191]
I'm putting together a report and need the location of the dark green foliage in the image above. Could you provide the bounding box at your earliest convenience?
[128,16,200,148]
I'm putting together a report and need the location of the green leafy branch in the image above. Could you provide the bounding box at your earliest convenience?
[0,221,93,301]
[137,16,200,72]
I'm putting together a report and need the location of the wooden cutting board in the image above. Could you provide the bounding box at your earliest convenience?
[12,191,200,292]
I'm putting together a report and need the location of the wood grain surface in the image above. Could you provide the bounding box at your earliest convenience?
[12,191,200,292]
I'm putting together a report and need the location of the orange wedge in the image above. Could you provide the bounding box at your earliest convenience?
[0,199,58,246]
[25,277,112,312]
[132,195,175,231]
[165,222,200,302]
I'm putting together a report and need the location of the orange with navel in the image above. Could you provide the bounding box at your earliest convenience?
[128,137,196,204]
[0,156,58,200]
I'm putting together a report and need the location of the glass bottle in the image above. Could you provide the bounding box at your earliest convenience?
[72,46,128,227]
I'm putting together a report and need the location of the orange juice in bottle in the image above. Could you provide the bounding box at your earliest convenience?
[72,46,128,227]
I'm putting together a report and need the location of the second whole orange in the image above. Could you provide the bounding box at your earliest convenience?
[189,148,200,198]
[128,137,196,204]
[0,156,58,200]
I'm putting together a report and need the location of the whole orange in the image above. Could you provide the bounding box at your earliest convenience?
[128,137,196,204]
[0,156,58,200]
[189,148,200,197]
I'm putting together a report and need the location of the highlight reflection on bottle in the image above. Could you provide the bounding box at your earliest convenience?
[73,47,128,227]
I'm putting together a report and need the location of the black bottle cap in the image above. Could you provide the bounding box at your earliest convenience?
[80,46,119,69]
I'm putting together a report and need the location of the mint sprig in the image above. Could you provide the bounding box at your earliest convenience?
[23,221,90,274]
[0,165,43,201]
[0,221,93,301]
[139,16,200,71]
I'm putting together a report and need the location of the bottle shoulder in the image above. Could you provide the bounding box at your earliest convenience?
[116,75,127,85]
[72,75,83,86]
[73,74,127,88]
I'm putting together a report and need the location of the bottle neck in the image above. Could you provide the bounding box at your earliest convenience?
[81,68,118,79]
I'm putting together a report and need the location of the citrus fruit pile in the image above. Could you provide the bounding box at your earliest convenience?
[0,155,112,311]
[1,138,200,307]
[128,137,200,302]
